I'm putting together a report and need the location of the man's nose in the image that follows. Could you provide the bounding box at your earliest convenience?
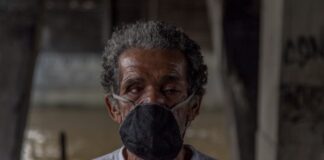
[141,87,165,104]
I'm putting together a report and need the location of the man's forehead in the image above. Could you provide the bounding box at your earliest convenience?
[118,48,187,69]
[119,48,185,59]
[117,48,188,82]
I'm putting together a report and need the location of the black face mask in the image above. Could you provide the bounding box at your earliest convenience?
[119,104,183,160]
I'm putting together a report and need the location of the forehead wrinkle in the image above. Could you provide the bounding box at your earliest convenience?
[118,48,188,86]
[120,69,140,84]
[120,57,183,75]
[118,55,141,83]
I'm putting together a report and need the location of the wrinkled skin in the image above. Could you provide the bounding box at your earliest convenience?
[104,48,202,160]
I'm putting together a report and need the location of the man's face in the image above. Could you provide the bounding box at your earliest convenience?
[105,48,200,123]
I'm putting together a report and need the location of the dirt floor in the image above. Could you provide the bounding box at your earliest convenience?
[22,107,230,160]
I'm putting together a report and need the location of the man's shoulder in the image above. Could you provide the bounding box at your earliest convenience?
[94,145,216,160]
[187,145,217,160]
[93,147,123,160]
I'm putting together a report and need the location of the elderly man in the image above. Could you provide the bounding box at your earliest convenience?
[96,21,215,160]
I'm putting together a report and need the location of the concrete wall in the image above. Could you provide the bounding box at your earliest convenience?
[278,0,324,159]
[31,52,104,107]
[257,0,324,160]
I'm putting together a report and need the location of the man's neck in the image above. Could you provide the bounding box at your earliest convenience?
[123,145,192,160]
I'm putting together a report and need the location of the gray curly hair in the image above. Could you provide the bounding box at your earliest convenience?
[101,21,207,101]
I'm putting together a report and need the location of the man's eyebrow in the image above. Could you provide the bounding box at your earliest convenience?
[122,77,145,88]
[159,75,181,84]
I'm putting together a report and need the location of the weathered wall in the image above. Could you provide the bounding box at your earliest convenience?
[278,0,324,159]
[31,53,103,107]
[257,0,324,160]
[41,0,102,53]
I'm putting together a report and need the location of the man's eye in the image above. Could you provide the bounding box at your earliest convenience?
[127,86,142,95]
[130,88,139,94]
[163,89,180,95]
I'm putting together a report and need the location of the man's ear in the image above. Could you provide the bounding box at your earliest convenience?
[105,95,123,124]
[188,95,202,121]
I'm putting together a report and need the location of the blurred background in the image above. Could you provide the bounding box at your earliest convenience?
[0,0,323,160]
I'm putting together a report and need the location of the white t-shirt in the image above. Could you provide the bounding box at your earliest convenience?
[94,145,216,160]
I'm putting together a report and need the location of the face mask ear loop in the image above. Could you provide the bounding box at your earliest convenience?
[112,93,137,123]
[171,93,195,111]
[110,86,135,106]
[112,93,136,107]
[181,118,192,138]
[112,93,138,129]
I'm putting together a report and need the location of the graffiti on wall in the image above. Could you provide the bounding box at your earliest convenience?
[280,83,324,130]
[281,35,324,127]
[283,36,324,67]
